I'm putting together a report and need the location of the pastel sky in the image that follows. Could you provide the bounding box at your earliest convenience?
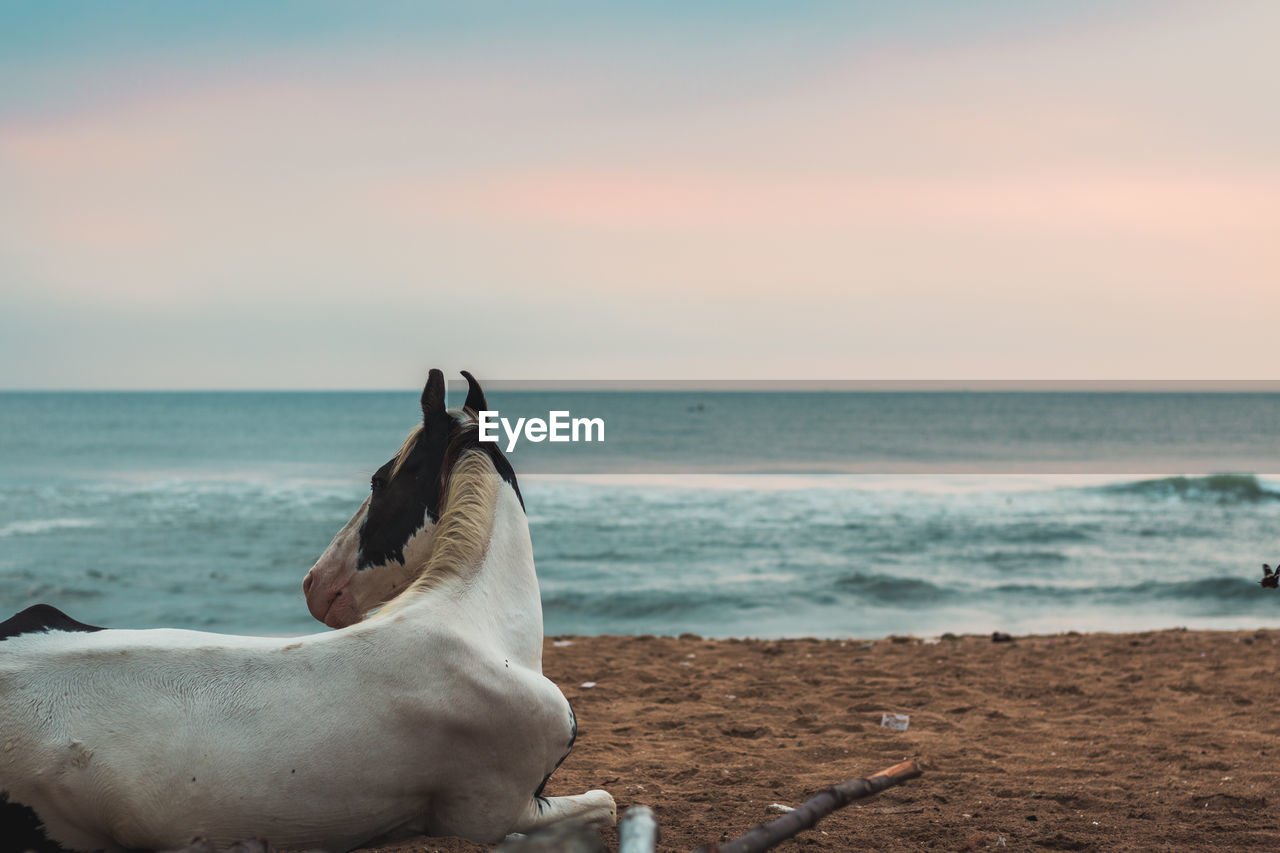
[1,1,1276,388]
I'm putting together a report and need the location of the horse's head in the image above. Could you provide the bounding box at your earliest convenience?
[302,369,523,628]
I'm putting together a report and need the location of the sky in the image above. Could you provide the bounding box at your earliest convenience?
[1,1,1276,389]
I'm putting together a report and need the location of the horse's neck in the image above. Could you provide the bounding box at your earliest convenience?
[451,483,544,670]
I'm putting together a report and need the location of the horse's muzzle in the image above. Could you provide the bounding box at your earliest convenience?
[303,566,360,629]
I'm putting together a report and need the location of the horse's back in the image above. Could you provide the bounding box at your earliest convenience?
[0,619,576,850]
[0,605,105,853]
[0,604,106,767]
[0,623,336,851]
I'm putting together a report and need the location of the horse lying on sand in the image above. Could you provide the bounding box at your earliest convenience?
[0,370,615,853]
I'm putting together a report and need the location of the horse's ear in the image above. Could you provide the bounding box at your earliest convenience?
[461,370,488,413]
[421,369,447,423]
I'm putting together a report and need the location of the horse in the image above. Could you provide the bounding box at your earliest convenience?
[0,370,615,853]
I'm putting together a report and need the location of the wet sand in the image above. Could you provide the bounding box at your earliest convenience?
[362,630,1280,852]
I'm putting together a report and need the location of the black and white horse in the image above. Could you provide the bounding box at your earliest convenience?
[0,370,615,852]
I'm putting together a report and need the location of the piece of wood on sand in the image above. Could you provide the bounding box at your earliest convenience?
[694,759,923,853]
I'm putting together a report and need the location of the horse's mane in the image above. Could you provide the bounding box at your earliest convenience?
[390,424,424,478]
[371,421,500,620]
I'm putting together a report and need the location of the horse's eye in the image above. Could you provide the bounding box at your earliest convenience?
[371,475,387,493]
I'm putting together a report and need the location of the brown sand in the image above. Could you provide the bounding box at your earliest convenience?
[363,630,1280,852]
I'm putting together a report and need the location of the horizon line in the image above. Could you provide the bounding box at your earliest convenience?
[5,380,1280,393]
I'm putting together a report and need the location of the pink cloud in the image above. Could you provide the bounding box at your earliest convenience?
[370,168,1280,237]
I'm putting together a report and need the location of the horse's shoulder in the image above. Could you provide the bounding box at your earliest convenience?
[458,655,571,733]
[377,623,559,708]
[0,605,103,642]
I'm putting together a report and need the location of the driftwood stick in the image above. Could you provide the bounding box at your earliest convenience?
[694,759,923,853]
[618,804,660,853]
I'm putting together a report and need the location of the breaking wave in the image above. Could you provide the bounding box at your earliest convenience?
[0,518,100,538]
[1102,475,1279,503]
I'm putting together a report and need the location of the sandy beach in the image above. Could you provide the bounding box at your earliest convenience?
[358,629,1280,853]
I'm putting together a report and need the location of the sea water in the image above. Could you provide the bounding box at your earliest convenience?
[1,390,1278,638]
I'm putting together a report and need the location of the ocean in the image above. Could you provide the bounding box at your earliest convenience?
[1,390,1278,639]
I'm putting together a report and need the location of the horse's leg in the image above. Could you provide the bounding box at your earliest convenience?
[510,790,616,834]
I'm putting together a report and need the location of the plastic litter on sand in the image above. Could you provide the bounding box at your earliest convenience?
[880,712,910,731]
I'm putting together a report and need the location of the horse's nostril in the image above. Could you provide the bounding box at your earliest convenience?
[302,572,314,595]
